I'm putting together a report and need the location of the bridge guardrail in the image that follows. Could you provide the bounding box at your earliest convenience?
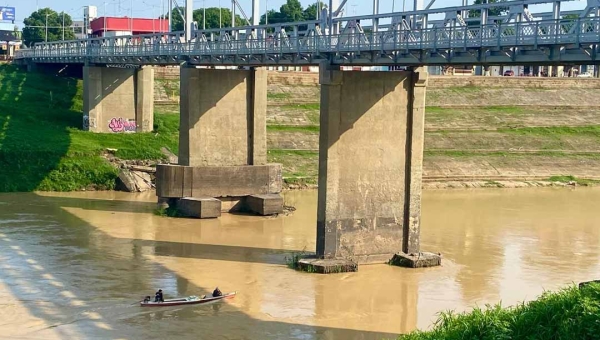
[15,18,600,64]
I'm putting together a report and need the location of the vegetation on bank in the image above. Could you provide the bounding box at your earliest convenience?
[399,283,600,340]
[0,65,178,192]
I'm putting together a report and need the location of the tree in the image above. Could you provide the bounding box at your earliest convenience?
[303,3,327,21]
[167,7,244,31]
[469,0,509,19]
[280,0,304,22]
[23,8,75,46]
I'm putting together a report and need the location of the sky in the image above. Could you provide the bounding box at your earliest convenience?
[4,0,587,27]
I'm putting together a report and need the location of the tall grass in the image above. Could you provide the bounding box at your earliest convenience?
[0,64,180,192]
[400,284,600,340]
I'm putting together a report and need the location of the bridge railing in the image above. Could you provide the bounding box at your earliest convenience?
[15,17,600,62]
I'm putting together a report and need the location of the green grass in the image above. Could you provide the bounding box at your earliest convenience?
[267,92,292,100]
[268,149,319,182]
[548,175,600,186]
[400,283,600,340]
[267,125,320,133]
[500,125,600,136]
[0,64,179,192]
[281,103,320,111]
[425,150,600,159]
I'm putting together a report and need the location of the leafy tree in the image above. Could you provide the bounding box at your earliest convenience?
[280,0,304,22]
[168,7,244,31]
[23,8,75,46]
[469,0,509,19]
[303,2,327,21]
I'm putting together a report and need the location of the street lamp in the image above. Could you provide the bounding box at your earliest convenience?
[203,0,206,30]
[265,0,268,25]
[62,12,65,41]
[45,13,49,42]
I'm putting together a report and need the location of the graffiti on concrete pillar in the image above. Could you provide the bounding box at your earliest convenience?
[83,115,89,130]
[108,117,137,133]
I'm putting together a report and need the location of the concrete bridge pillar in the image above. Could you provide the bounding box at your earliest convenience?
[155,66,283,216]
[83,65,154,133]
[305,66,440,271]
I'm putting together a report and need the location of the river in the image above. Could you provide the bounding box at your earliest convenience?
[0,188,599,339]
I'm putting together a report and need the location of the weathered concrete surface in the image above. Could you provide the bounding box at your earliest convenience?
[83,66,154,133]
[155,164,282,198]
[117,169,153,192]
[389,252,441,268]
[246,194,284,216]
[297,257,358,274]
[316,68,428,264]
[178,67,267,167]
[176,197,221,219]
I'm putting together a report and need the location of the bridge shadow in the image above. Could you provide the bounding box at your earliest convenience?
[0,64,79,192]
[0,192,402,339]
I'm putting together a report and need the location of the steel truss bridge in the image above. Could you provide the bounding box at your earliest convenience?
[15,0,600,66]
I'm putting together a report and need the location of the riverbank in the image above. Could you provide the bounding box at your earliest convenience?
[400,283,600,340]
[3,64,600,192]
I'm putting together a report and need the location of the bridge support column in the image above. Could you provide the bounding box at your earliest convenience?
[302,66,440,272]
[83,66,154,133]
[156,66,283,216]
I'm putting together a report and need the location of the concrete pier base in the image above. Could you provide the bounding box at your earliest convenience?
[176,197,222,219]
[389,252,442,268]
[298,257,358,274]
[155,66,282,217]
[310,65,440,272]
[83,65,154,133]
[246,194,284,216]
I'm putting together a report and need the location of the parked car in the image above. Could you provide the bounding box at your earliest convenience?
[503,70,515,76]
[577,72,592,78]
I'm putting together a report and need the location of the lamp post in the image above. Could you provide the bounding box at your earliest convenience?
[104,2,107,36]
[62,12,65,40]
[219,0,222,28]
[203,0,206,30]
[265,0,268,25]
[45,13,49,42]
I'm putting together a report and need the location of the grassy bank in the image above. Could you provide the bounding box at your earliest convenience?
[0,65,178,192]
[399,283,600,340]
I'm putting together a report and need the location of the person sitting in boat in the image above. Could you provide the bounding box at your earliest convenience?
[143,296,152,303]
[213,287,222,297]
[154,289,164,302]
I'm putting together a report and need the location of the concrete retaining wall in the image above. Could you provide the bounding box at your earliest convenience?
[153,66,600,89]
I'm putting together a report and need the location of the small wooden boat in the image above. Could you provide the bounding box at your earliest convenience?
[140,292,236,307]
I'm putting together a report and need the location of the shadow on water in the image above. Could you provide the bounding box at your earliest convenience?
[0,193,400,340]
[0,64,79,192]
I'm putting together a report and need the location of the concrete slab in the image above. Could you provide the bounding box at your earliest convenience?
[389,252,442,268]
[176,197,221,219]
[297,257,358,274]
[156,164,282,198]
[246,194,284,216]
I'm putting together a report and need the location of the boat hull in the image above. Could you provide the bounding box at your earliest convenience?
[140,292,236,307]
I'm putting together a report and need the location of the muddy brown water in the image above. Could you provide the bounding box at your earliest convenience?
[1,188,599,339]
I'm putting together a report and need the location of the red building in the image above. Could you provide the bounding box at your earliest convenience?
[90,17,169,37]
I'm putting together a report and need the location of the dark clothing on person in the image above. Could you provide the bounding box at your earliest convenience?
[213,288,222,297]
[155,290,164,302]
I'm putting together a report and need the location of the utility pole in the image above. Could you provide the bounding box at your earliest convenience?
[45,13,48,42]
[219,0,222,28]
[252,0,260,25]
[104,2,107,36]
[231,0,235,28]
[185,0,192,41]
[168,0,172,31]
[62,12,65,40]
[265,0,268,25]
[203,0,206,30]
